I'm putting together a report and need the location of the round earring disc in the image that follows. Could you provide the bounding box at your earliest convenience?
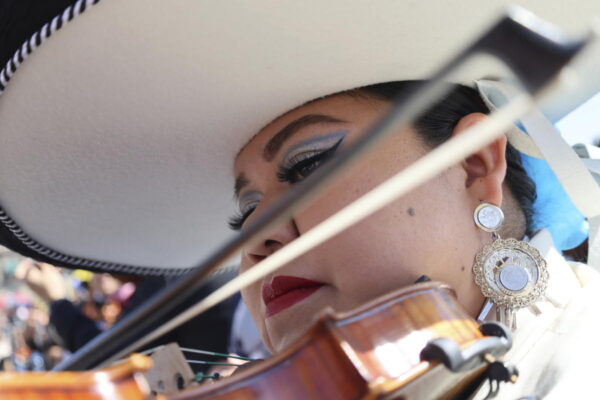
[474,203,504,232]
[473,238,548,308]
[499,264,529,291]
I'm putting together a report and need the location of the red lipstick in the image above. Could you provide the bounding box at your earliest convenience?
[262,276,324,318]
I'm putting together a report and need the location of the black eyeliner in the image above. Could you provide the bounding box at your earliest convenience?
[227,132,346,231]
[276,137,344,184]
[229,208,255,231]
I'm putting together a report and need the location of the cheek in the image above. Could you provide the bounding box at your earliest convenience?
[294,133,423,231]
[239,256,263,324]
[240,283,260,319]
[294,168,478,302]
[240,282,272,349]
[310,202,426,300]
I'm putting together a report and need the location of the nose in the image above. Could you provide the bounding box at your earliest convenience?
[245,218,300,264]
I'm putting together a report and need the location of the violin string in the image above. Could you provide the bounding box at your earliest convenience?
[106,344,165,366]
[185,360,242,366]
[103,92,535,366]
[138,344,165,355]
[179,347,254,361]
[135,344,254,368]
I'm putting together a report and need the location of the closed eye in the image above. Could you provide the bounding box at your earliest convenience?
[228,206,256,231]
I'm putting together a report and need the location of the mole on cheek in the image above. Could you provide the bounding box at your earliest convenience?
[407,207,416,216]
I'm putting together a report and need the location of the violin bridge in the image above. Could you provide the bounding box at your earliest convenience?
[144,343,196,396]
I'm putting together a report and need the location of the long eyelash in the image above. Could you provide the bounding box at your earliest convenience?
[228,207,255,231]
[276,153,319,182]
[277,138,343,183]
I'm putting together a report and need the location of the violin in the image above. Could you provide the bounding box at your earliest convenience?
[0,282,515,399]
[0,354,153,400]
[164,282,514,400]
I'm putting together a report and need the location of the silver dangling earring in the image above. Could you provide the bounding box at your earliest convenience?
[473,203,548,330]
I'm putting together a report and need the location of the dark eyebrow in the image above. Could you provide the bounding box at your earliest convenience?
[234,173,249,199]
[262,114,346,161]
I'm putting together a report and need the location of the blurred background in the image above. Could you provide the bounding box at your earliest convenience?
[0,247,138,371]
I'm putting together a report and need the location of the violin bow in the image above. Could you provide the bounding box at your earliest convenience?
[55,6,594,371]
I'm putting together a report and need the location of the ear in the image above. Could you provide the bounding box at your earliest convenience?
[454,113,507,207]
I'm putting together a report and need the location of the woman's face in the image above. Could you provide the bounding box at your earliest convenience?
[234,94,503,353]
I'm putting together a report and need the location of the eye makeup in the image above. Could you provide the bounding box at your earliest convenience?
[280,130,348,165]
[229,190,262,230]
[228,130,348,231]
[276,130,347,184]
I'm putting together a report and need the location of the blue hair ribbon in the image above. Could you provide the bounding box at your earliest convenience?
[520,149,588,250]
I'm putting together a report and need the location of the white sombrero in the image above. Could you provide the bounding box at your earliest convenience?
[0,0,598,275]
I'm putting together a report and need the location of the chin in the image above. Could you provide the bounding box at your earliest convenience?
[265,320,301,354]
[262,285,330,352]
[270,330,302,354]
[265,308,318,354]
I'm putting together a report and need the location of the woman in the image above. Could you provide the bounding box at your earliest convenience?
[229,81,600,398]
[0,0,599,398]
[232,82,521,345]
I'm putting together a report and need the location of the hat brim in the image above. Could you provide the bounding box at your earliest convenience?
[0,0,598,274]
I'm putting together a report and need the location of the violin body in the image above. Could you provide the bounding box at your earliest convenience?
[0,354,153,400]
[167,282,502,400]
[0,283,511,399]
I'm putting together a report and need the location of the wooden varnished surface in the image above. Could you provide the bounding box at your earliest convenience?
[167,282,486,400]
[0,354,153,400]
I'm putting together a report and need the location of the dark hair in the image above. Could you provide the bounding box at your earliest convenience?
[352,81,537,235]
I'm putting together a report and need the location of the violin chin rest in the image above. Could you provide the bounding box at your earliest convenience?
[420,322,513,373]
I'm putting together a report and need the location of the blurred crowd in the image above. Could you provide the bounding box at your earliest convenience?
[0,246,265,376]
[0,246,138,371]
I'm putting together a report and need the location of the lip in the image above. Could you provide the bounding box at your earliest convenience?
[262,276,324,318]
